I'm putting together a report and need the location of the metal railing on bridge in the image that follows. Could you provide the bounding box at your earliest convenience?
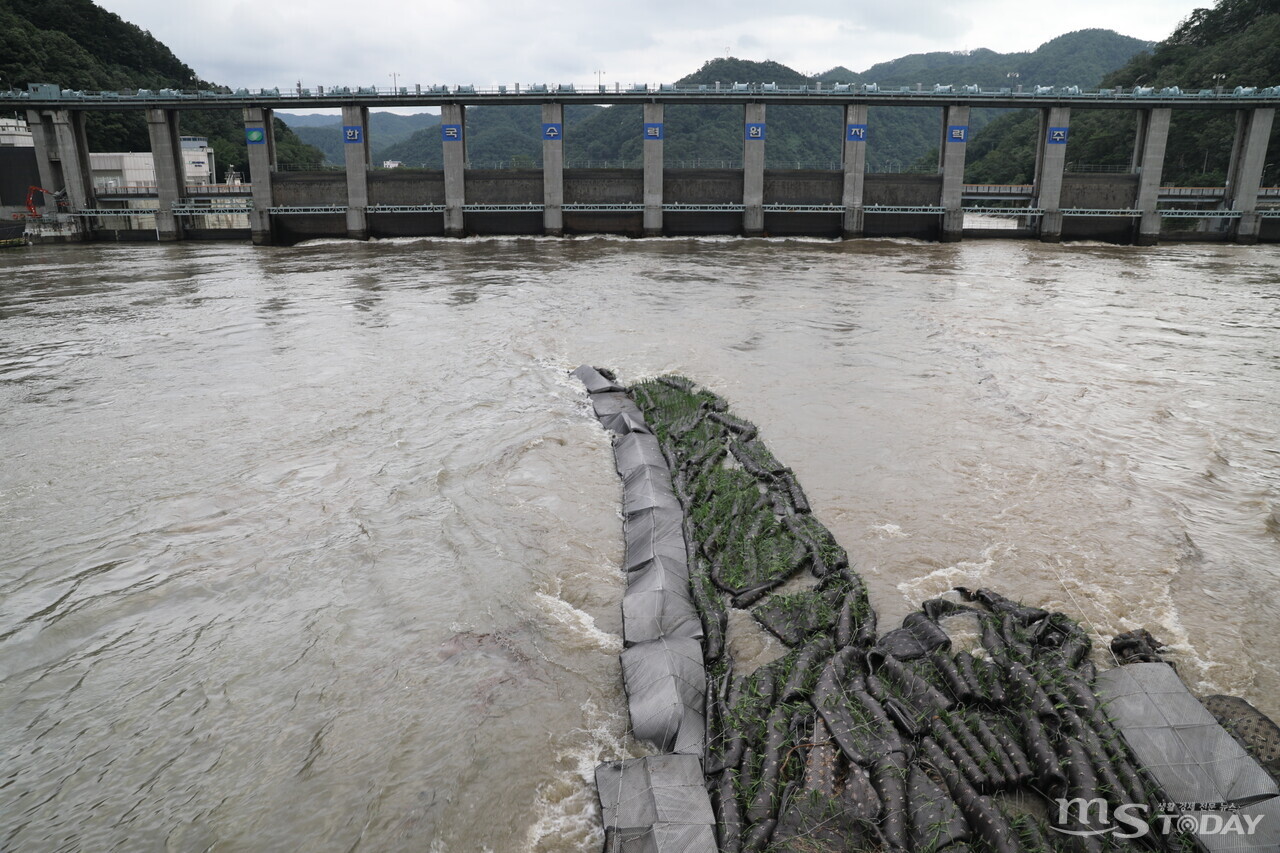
[93,183,253,196]
[10,82,1280,109]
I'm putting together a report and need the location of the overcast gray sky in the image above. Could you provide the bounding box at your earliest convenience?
[93,0,1204,91]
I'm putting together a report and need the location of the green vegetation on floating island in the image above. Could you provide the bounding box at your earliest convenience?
[626,373,1200,853]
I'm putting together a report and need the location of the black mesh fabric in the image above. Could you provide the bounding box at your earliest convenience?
[596,755,717,852]
[623,556,704,646]
[577,368,714,852]
[622,638,706,755]
[573,364,626,394]
[1098,664,1280,853]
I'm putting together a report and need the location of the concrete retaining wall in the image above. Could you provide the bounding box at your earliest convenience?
[864,173,943,240]
[271,172,347,206]
[172,169,1274,244]
[368,170,445,205]
[1060,174,1141,243]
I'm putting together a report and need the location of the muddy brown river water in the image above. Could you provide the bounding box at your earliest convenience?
[2,236,1278,851]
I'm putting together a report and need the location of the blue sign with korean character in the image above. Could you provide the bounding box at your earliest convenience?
[343,126,363,144]
[745,123,766,141]
[1047,127,1069,144]
[643,123,664,140]
[542,123,563,141]
[245,127,266,145]
[947,126,968,142]
[846,124,868,142]
[441,124,462,141]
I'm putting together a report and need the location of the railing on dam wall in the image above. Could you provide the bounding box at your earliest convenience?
[7,81,1280,110]
[14,81,1278,246]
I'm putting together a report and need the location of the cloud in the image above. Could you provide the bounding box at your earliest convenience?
[93,0,1201,90]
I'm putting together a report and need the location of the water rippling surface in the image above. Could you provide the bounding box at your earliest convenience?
[2,236,1278,851]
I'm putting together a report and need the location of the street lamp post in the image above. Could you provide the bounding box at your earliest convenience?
[389,72,399,93]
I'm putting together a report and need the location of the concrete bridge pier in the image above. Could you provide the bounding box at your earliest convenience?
[146,108,186,241]
[342,105,370,240]
[743,103,765,236]
[643,102,663,236]
[1132,108,1171,246]
[442,104,467,237]
[939,104,970,242]
[542,103,564,236]
[1033,107,1070,242]
[243,107,276,245]
[26,108,96,238]
[841,104,868,239]
[1224,107,1274,244]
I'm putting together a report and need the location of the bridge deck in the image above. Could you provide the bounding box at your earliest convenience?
[9,84,1280,111]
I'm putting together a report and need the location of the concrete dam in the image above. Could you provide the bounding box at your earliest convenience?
[6,82,1279,245]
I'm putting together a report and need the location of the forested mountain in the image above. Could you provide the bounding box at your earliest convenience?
[311,32,1147,173]
[965,0,1280,185]
[819,30,1150,89]
[817,30,1152,173]
[0,0,321,179]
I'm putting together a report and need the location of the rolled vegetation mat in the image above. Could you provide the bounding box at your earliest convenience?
[906,761,971,853]
[740,817,777,853]
[871,751,912,852]
[1021,713,1068,796]
[967,712,1024,789]
[752,572,854,647]
[779,635,834,703]
[953,651,986,702]
[867,650,956,723]
[1003,659,1061,725]
[930,651,980,705]
[944,711,1005,790]
[920,739,1023,853]
[689,557,727,662]
[745,703,793,824]
[715,767,744,853]
[928,718,991,792]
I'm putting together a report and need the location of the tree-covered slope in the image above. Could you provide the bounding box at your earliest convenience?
[289,112,442,165]
[966,0,1280,185]
[821,30,1149,89]
[0,0,322,179]
[323,39,1149,174]
[820,30,1151,173]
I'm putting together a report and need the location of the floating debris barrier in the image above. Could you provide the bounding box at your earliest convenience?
[577,368,1280,853]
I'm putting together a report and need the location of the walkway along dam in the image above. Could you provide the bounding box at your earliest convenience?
[6,82,1280,245]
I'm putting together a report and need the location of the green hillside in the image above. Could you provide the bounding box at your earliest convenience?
[821,30,1150,89]
[288,112,442,164]
[966,0,1280,185]
[349,35,1146,174]
[0,0,321,179]
[818,30,1151,173]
